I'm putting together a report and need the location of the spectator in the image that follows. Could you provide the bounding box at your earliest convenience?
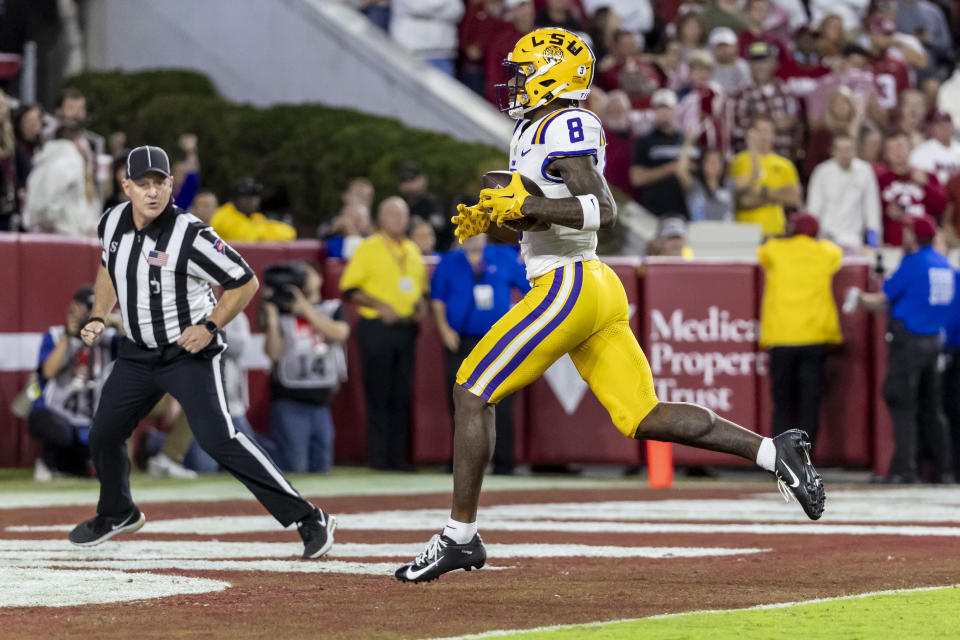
[909,110,960,187]
[730,114,803,235]
[938,60,960,126]
[45,87,106,180]
[171,133,200,210]
[22,124,99,236]
[483,0,532,105]
[876,131,946,246]
[340,196,428,471]
[758,212,842,446]
[647,216,693,258]
[809,0,869,33]
[596,30,661,108]
[894,0,954,80]
[859,124,885,170]
[29,287,121,481]
[656,38,690,92]
[676,49,730,154]
[0,92,14,230]
[326,202,373,260]
[701,0,747,34]
[806,44,882,127]
[431,234,529,474]
[321,177,376,238]
[943,171,960,247]
[942,282,960,482]
[599,90,636,196]
[675,11,708,60]
[582,0,654,35]
[807,132,882,251]
[815,13,847,62]
[103,154,129,210]
[586,6,622,62]
[732,41,803,162]
[709,27,752,96]
[630,88,689,218]
[534,0,583,32]
[390,0,465,76]
[737,0,793,72]
[894,88,930,150]
[211,177,297,242]
[13,103,44,213]
[264,261,350,474]
[458,0,505,95]
[804,86,863,179]
[865,15,912,116]
[410,215,437,256]
[853,215,953,483]
[191,190,220,225]
[397,160,451,251]
[143,397,199,479]
[678,133,735,222]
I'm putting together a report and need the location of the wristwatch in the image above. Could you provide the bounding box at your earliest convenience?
[202,320,219,336]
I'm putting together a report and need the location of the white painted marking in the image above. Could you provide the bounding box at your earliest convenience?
[432,584,960,640]
[0,539,768,561]
[0,566,230,607]
[8,559,405,575]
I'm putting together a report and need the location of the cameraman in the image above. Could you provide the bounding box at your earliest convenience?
[29,286,122,480]
[262,262,349,473]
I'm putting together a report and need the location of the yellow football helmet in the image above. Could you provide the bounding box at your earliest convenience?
[495,28,595,120]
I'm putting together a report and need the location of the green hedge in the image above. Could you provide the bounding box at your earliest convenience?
[66,70,508,227]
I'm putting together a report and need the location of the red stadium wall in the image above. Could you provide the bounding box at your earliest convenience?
[0,234,889,471]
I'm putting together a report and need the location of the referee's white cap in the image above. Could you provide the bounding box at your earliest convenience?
[126,145,171,179]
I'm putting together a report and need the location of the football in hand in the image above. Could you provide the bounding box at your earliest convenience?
[481,171,549,232]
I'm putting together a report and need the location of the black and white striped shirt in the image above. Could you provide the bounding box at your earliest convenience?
[98,202,254,349]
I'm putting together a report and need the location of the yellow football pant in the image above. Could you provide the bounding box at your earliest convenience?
[456,260,658,437]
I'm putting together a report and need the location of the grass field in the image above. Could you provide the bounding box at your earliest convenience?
[2,468,958,639]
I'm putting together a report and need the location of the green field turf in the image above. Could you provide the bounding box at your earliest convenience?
[464,585,960,640]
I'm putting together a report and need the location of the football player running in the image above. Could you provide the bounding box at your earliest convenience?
[396,28,825,584]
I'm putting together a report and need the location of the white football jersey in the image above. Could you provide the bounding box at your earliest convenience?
[508,107,607,280]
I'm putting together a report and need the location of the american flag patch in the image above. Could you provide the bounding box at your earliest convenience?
[213,239,226,254]
[146,250,169,266]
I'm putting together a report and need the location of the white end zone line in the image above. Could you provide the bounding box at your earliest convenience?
[429,584,960,640]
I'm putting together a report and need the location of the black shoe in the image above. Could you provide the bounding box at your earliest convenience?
[69,507,146,546]
[298,509,336,559]
[772,429,825,520]
[395,533,486,583]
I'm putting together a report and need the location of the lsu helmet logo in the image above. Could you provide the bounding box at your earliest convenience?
[495,28,595,119]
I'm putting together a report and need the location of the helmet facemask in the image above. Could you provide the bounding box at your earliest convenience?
[495,60,536,119]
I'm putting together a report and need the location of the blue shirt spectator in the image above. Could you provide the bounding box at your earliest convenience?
[884,245,955,336]
[945,271,960,348]
[431,242,530,337]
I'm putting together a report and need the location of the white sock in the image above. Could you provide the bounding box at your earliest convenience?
[756,437,776,472]
[442,518,477,544]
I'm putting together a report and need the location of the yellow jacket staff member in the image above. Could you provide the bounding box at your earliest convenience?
[731,115,802,236]
[757,212,842,445]
[339,196,427,471]
[211,177,296,242]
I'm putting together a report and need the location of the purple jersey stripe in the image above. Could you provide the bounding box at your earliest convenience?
[479,261,584,401]
[461,265,567,390]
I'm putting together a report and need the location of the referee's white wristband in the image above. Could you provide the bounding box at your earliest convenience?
[576,195,601,232]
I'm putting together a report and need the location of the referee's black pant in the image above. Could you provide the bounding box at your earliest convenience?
[357,318,417,470]
[90,338,314,526]
[882,322,951,482]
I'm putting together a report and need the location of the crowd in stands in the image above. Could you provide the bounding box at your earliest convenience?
[6,0,960,481]
[354,0,960,250]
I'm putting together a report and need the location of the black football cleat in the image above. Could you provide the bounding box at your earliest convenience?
[773,429,826,520]
[298,509,336,559]
[395,533,486,583]
[69,507,146,546]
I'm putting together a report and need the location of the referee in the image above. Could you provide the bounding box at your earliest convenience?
[70,145,335,559]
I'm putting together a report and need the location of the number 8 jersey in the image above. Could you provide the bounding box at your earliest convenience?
[508,107,607,280]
